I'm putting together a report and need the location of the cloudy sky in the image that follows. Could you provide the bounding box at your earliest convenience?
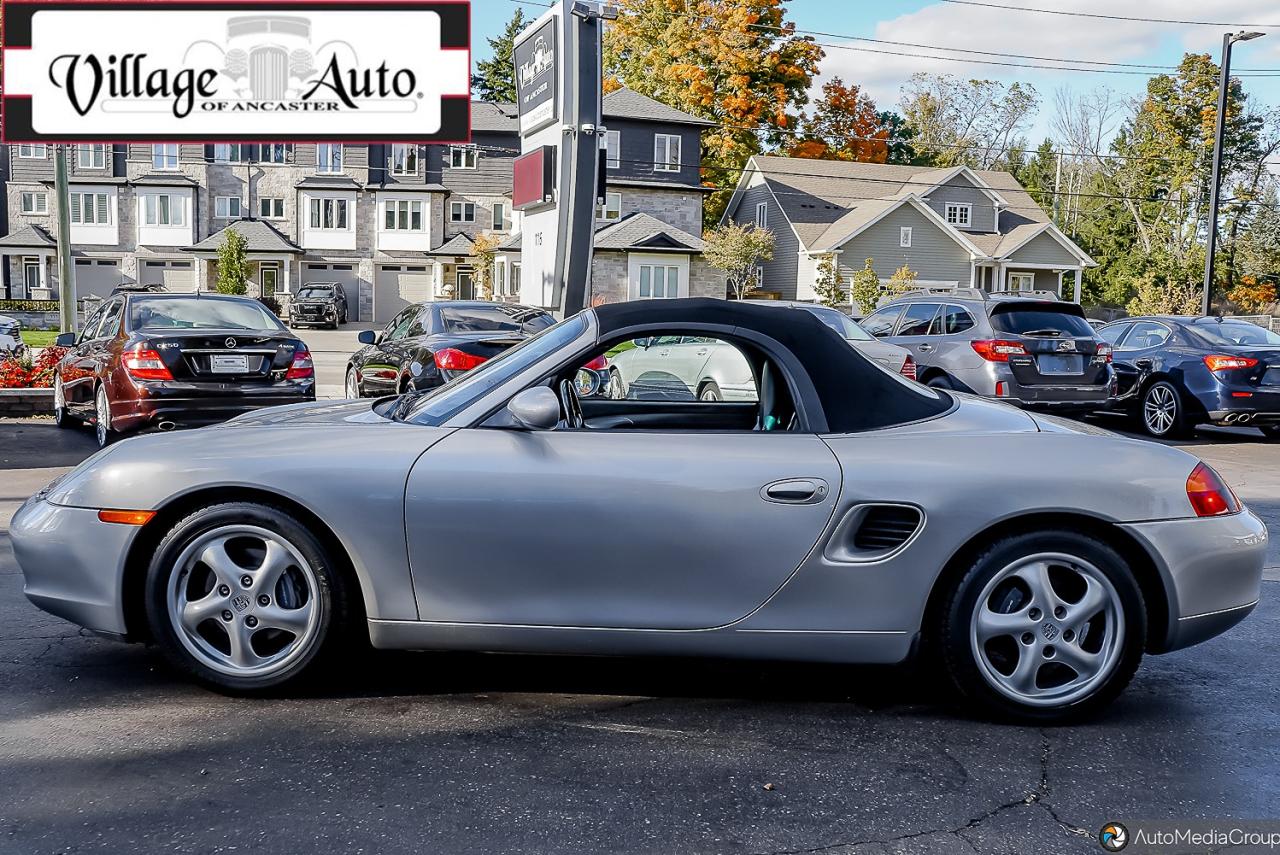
[474,0,1280,143]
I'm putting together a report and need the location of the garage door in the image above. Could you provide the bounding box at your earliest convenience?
[374,265,433,323]
[302,263,360,321]
[72,258,123,300]
[140,259,195,292]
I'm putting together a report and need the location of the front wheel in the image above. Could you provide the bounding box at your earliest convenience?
[606,368,627,400]
[144,502,353,692]
[345,368,362,399]
[937,530,1145,723]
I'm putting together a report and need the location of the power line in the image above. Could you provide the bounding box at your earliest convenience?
[936,0,1280,28]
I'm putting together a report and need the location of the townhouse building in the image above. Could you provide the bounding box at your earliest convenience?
[0,88,724,321]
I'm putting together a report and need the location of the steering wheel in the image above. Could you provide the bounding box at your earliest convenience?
[558,378,584,429]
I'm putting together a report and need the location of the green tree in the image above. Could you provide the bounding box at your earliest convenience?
[813,256,846,308]
[470,232,502,300]
[1126,270,1199,316]
[702,222,775,300]
[849,257,881,314]
[215,229,250,295]
[899,74,1039,168]
[474,8,525,103]
[886,263,918,294]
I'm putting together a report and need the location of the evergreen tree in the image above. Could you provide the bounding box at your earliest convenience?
[475,8,525,103]
[215,229,250,295]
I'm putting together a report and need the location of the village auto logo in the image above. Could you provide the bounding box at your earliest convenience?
[1,1,472,143]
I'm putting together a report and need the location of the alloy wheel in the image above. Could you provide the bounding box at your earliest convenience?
[606,369,626,400]
[166,525,321,678]
[345,370,360,399]
[969,552,1125,708]
[1143,383,1178,436]
[95,386,111,447]
[54,375,66,424]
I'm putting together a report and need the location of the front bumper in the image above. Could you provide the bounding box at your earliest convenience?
[1121,508,1267,652]
[11,497,137,636]
[112,380,315,431]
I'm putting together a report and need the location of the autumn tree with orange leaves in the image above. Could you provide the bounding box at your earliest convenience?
[604,0,823,225]
[785,77,893,163]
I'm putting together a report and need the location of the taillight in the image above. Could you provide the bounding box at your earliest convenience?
[434,348,488,372]
[899,355,916,380]
[122,347,173,381]
[1186,462,1240,517]
[583,355,608,371]
[970,339,1028,362]
[285,349,314,380]
[1096,342,1113,363]
[1204,354,1258,372]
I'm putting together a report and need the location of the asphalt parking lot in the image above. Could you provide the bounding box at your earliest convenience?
[1,416,1277,854]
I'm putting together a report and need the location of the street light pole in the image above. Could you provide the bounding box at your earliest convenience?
[1203,30,1265,316]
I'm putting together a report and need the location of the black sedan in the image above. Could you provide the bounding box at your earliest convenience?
[345,301,554,398]
[1099,315,1280,438]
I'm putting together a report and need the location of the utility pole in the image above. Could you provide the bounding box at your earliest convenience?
[53,145,77,334]
[1052,150,1062,226]
[1204,30,1265,316]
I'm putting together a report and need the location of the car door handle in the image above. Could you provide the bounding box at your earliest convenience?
[761,478,829,504]
[918,344,934,352]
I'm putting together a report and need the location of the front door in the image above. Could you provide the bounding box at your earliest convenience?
[22,259,40,298]
[456,267,474,300]
[260,265,279,300]
[404,430,842,629]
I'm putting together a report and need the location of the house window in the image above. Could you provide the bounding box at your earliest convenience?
[391,145,419,176]
[945,203,972,227]
[70,192,111,225]
[18,144,47,159]
[756,265,765,289]
[450,201,475,223]
[1008,272,1035,292]
[449,145,477,169]
[638,263,681,298]
[316,144,343,174]
[755,201,768,228]
[900,227,912,248]
[492,201,507,231]
[654,134,681,172]
[20,192,48,215]
[77,144,108,169]
[259,144,290,164]
[605,130,620,169]
[495,262,506,296]
[384,199,424,231]
[512,262,521,297]
[144,194,185,226]
[596,192,622,221]
[260,197,285,219]
[214,144,244,163]
[152,144,179,170]
[308,197,350,230]
[213,196,242,219]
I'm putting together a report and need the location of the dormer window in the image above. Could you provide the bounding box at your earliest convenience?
[449,146,478,169]
[391,144,420,175]
[945,203,972,228]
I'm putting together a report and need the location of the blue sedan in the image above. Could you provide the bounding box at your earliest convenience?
[1099,316,1280,438]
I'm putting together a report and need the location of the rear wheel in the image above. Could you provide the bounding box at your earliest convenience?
[926,375,954,390]
[94,385,115,448]
[938,530,1145,723]
[1259,426,1280,440]
[698,380,723,402]
[1140,380,1192,439]
[53,373,75,428]
[144,502,352,692]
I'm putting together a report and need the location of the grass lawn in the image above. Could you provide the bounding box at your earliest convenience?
[20,330,59,349]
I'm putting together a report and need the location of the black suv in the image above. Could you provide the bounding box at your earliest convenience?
[289,283,349,329]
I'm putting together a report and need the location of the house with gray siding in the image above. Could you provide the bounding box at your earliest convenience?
[722,156,1094,303]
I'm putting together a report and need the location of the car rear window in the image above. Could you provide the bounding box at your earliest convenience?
[440,306,554,333]
[1187,320,1280,347]
[802,306,873,341]
[129,297,284,331]
[989,304,1095,337]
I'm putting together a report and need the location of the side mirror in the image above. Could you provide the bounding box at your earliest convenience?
[506,387,561,430]
[55,332,76,347]
[357,330,378,345]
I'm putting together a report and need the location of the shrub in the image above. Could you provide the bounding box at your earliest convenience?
[259,295,282,316]
[0,346,69,388]
[0,299,59,312]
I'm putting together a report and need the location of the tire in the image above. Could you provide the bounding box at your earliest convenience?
[345,368,362,399]
[698,380,723,402]
[53,373,75,429]
[926,375,954,391]
[1259,426,1280,440]
[144,501,354,693]
[94,384,115,448]
[937,530,1145,723]
[1140,379,1192,439]
[606,368,626,400]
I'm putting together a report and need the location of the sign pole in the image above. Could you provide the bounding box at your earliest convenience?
[53,145,78,334]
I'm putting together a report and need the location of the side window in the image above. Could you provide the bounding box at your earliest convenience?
[384,308,416,341]
[1098,323,1131,346]
[603,336,758,403]
[897,303,940,337]
[406,308,431,338]
[861,306,903,337]
[1121,321,1171,351]
[939,305,975,335]
[95,300,124,339]
[78,307,104,343]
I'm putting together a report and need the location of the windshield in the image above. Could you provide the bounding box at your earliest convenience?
[1187,320,1280,347]
[129,296,285,331]
[440,305,554,334]
[802,306,873,341]
[404,313,587,424]
[990,304,1095,337]
[296,286,335,300]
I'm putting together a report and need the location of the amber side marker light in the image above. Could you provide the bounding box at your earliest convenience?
[97,509,156,526]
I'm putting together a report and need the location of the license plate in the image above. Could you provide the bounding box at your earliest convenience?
[210,354,249,374]
[1037,355,1083,375]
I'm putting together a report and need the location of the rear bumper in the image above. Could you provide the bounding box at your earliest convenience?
[1120,509,1267,653]
[1203,385,1280,424]
[112,380,315,430]
[957,362,1112,411]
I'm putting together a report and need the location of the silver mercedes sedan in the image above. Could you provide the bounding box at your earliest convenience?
[11,298,1266,722]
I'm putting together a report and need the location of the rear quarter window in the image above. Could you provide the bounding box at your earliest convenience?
[989,304,1095,337]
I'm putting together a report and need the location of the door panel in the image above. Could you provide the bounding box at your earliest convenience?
[405,429,843,629]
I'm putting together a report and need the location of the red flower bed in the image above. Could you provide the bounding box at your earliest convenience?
[0,346,69,389]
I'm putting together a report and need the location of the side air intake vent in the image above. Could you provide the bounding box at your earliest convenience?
[853,505,922,551]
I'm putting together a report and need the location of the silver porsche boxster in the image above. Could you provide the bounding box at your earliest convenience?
[11,299,1267,721]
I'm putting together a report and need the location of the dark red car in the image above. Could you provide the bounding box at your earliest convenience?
[53,292,315,448]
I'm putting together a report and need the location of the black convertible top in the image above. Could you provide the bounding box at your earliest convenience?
[590,298,949,432]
